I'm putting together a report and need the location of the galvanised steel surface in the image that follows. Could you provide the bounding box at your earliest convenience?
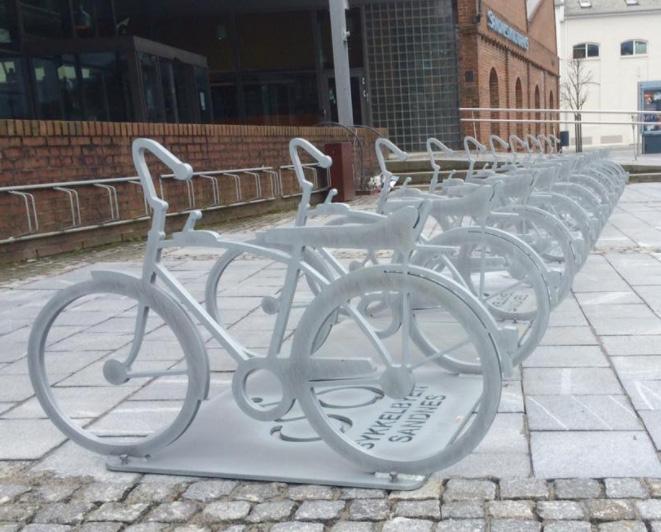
[27,134,627,488]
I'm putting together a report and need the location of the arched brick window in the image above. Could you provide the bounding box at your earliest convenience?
[515,78,524,137]
[549,91,555,138]
[489,68,501,138]
[534,85,541,135]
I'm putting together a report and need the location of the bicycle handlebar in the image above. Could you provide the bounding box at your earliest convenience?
[376,138,408,176]
[426,137,454,171]
[133,138,193,210]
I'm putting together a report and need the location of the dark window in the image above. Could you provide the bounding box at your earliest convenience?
[79,52,129,121]
[32,54,83,119]
[573,43,599,59]
[621,39,647,56]
[20,0,72,38]
[139,53,163,122]
[0,57,29,118]
[211,83,238,122]
[194,65,211,123]
[0,0,19,48]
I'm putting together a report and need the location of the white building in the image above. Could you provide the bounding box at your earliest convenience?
[555,0,661,152]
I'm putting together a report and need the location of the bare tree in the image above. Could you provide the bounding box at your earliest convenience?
[561,59,594,152]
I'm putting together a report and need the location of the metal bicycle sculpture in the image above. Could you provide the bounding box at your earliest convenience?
[27,134,626,488]
[29,137,509,489]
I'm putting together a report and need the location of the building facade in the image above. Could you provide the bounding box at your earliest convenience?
[457,0,561,142]
[0,0,559,150]
[555,0,661,151]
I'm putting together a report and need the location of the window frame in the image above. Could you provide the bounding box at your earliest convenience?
[572,42,600,59]
[621,39,648,56]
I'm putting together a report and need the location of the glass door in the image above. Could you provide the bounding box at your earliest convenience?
[322,70,369,126]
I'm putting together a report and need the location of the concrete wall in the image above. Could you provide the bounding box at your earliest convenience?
[556,5,661,148]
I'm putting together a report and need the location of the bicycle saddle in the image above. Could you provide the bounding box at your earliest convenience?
[258,206,419,251]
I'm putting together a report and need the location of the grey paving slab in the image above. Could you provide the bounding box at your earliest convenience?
[436,452,532,479]
[522,368,623,395]
[31,441,139,482]
[499,381,524,413]
[612,356,661,381]
[525,395,641,431]
[622,379,661,410]
[574,291,643,306]
[539,327,598,346]
[522,346,609,368]
[531,431,661,478]
[475,414,528,454]
[602,335,661,356]
[0,374,35,402]
[638,410,661,451]
[0,419,66,459]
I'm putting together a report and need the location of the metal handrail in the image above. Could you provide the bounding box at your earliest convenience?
[461,107,661,115]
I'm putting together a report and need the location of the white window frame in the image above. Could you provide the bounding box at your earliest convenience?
[572,42,600,59]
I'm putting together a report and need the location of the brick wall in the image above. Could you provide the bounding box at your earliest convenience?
[0,120,383,263]
[457,0,560,143]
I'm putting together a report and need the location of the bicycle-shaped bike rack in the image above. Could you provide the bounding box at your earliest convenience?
[27,135,627,488]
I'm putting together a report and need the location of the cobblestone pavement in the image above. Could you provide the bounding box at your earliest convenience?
[3,184,661,530]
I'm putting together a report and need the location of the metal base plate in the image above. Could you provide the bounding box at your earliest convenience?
[107,388,429,490]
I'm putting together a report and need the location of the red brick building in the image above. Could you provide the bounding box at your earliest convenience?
[456,0,561,141]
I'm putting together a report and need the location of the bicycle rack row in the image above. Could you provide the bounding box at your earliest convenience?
[1,163,329,244]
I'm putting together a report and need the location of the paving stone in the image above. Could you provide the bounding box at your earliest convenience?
[597,522,646,532]
[340,488,386,499]
[126,481,185,503]
[171,527,210,532]
[532,432,661,478]
[536,501,585,520]
[0,526,19,532]
[87,502,149,522]
[651,522,661,532]
[554,479,603,499]
[438,452,532,478]
[146,501,199,523]
[78,523,123,532]
[21,526,72,532]
[0,502,39,522]
[487,500,535,519]
[124,524,167,532]
[75,481,134,503]
[523,368,622,395]
[394,500,441,519]
[635,498,661,519]
[526,395,641,430]
[523,345,608,367]
[26,483,79,503]
[475,413,528,454]
[605,478,649,499]
[587,499,636,521]
[200,501,251,522]
[0,419,67,459]
[436,520,486,532]
[0,483,30,503]
[489,519,541,532]
[348,498,390,520]
[441,501,484,519]
[330,522,374,532]
[32,502,93,525]
[246,500,295,523]
[389,478,442,500]
[270,523,324,532]
[232,482,281,502]
[500,479,549,500]
[602,335,661,356]
[295,500,345,521]
[443,479,496,501]
[288,484,336,501]
[181,480,237,501]
[648,478,661,497]
[382,517,433,532]
[542,521,591,532]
